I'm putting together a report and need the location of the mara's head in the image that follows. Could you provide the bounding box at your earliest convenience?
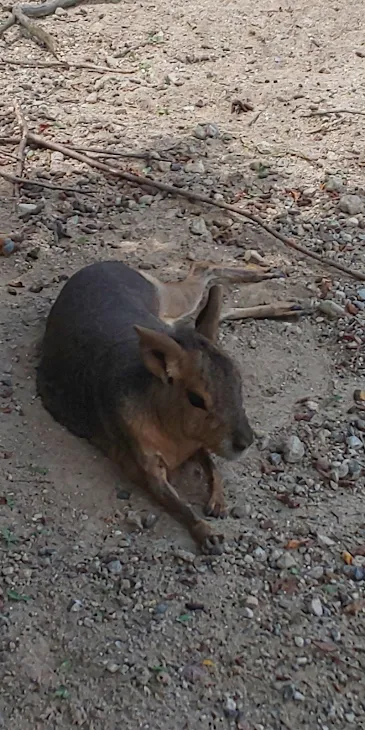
[134,285,254,460]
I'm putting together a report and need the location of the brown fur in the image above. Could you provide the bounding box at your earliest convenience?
[37,261,254,554]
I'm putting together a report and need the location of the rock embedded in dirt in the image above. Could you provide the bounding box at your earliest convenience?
[283,435,305,463]
[318,300,347,318]
[68,599,83,612]
[311,597,323,617]
[189,217,209,236]
[346,435,363,450]
[338,194,364,215]
[107,559,123,574]
[276,552,297,569]
[325,175,345,192]
[193,122,220,140]
[184,159,205,174]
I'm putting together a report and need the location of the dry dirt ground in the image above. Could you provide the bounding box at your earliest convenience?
[1,1,365,729]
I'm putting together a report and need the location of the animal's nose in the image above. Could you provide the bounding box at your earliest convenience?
[232,423,254,452]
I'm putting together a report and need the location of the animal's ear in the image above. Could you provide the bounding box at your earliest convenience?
[134,326,186,383]
[195,285,223,343]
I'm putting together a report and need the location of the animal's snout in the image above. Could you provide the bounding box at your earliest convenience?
[232,416,254,454]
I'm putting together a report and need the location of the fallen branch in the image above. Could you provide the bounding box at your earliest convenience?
[12,5,57,56]
[0,170,95,196]
[0,0,123,55]
[13,101,28,197]
[303,109,365,118]
[11,107,365,283]
[0,58,137,74]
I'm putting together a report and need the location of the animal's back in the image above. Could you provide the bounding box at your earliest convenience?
[37,261,165,439]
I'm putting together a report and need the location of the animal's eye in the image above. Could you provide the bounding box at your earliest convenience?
[187,390,206,410]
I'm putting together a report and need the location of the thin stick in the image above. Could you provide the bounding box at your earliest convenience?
[0,149,20,161]
[0,58,137,74]
[248,109,263,127]
[0,136,168,161]
[70,145,167,161]
[303,109,365,118]
[24,130,365,283]
[0,170,96,195]
[13,101,29,197]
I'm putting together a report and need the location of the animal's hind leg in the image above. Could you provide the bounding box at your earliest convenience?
[143,260,285,325]
[221,301,311,322]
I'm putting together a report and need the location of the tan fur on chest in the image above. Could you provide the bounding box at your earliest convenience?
[131,418,201,472]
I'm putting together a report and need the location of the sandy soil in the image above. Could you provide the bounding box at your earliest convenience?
[0,1,365,729]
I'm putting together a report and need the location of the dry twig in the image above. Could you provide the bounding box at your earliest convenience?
[10,104,365,283]
[0,170,95,196]
[13,101,28,197]
[0,58,137,74]
[303,109,365,118]
[12,5,57,56]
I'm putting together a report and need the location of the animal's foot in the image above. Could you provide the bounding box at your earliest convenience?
[192,520,224,555]
[204,495,227,519]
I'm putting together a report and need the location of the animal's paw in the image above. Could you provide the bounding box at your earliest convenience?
[192,520,224,555]
[204,495,227,519]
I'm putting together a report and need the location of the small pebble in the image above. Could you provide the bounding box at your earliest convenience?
[184,159,205,174]
[283,435,305,464]
[338,194,364,215]
[189,217,209,236]
[139,195,154,206]
[105,661,119,673]
[68,599,83,612]
[270,452,282,466]
[242,606,254,618]
[317,534,335,547]
[293,690,306,702]
[85,92,98,104]
[294,636,305,648]
[325,175,344,193]
[346,435,363,450]
[154,602,168,615]
[17,203,39,216]
[224,697,237,718]
[276,552,297,569]
[318,300,347,318]
[311,597,323,617]
[107,560,123,575]
[253,546,267,562]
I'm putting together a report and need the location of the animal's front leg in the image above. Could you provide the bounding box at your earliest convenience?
[196,449,227,519]
[139,451,224,554]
